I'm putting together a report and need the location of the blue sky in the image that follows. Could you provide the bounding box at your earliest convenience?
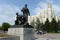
[0,0,60,25]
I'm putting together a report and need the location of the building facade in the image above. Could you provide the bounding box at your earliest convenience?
[28,3,59,25]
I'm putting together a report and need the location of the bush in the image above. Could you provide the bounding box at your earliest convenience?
[2,22,11,31]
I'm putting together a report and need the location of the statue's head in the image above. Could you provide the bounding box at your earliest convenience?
[16,13,18,15]
[25,4,27,8]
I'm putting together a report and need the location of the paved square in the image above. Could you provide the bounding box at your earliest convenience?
[35,34,60,40]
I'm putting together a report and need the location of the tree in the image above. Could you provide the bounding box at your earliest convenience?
[2,22,11,31]
[44,18,50,32]
[0,27,3,30]
[58,20,60,31]
[35,18,42,32]
[51,18,59,32]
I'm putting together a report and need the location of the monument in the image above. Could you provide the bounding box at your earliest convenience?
[8,4,34,40]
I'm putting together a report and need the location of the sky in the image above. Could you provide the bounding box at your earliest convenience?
[0,0,60,25]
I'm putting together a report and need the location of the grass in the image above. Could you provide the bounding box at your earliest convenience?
[0,34,11,37]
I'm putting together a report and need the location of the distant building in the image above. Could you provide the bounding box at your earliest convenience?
[28,3,59,25]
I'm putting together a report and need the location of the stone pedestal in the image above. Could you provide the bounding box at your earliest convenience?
[8,25,34,40]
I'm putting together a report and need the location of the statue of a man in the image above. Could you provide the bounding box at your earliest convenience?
[21,4,30,16]
[21,4,30,24]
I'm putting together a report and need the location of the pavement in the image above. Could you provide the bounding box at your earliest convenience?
[35,33,60,40]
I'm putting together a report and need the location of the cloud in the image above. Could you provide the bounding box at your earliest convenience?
[33,2,47,14]
[46,0,53,4]
[33,0,60,17]
[0,4,20,25]
[52,4,60,16]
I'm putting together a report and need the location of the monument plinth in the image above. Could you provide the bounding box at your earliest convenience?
[8,4,35,40]
[8,25,34,40]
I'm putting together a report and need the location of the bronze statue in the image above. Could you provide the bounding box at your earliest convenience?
[15,13,19,25]
[21,4,30,16]
[15,4,30,25]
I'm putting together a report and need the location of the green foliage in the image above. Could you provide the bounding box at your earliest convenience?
[58,20,60,30]
[0,27,3,30]
[51,18,59,32]
[44,18,50,32]
[35,18,42,32]
[30,17,60,33]
[2,22,11,31]
[31,17,60,33]
[44,18,59,33]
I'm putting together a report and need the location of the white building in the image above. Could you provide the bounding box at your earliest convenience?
[28,3,59,25]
